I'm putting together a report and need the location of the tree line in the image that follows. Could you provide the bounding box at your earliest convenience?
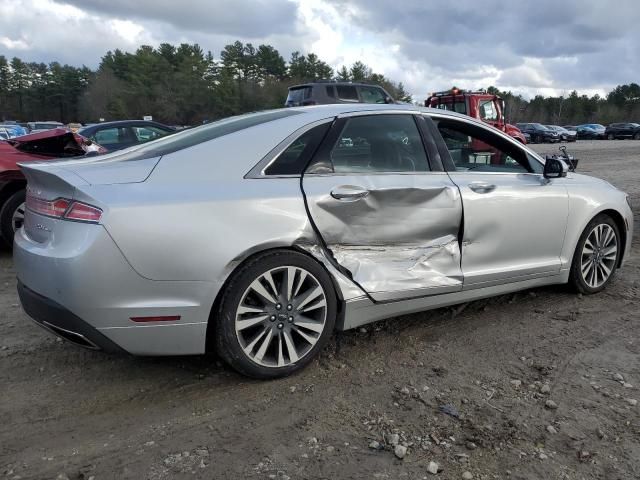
[0,41,638,126]
[0,41,411,125]
[488,84,640,126]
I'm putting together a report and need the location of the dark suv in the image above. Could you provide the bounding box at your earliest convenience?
[515,123,560,143]
[285,82,395,107]
[605,123,640,140]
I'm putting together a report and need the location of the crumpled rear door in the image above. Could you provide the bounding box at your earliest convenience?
[301,113,463,302]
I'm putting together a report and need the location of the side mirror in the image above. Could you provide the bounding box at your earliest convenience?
[385,96,394,104]
[544,157,569,179]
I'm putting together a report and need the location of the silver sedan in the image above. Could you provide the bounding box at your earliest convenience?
[14,105,633,378]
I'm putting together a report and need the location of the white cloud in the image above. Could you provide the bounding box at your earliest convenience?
[0,0,638,101]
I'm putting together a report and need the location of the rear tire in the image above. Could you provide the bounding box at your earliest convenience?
[0,189,26,249]
[634,132,640,140]
[568,214,620,294]
[214,250,337,379]
[607,133,615,140]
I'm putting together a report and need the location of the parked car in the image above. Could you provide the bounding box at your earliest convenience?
[605,123,640,140]
[515,123,560,143]
[0,128,106,247]
[576,124,606,139]
[285,81,395,107]
[0,124,28,138]
[78,120,175,151]
[27,121,65,133]
[14,105,633,379]
[545,125,577,142]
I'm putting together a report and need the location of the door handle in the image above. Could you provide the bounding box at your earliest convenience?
[330,185,370,201]
[468,182,496,193]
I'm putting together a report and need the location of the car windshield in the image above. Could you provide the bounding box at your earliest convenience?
[587,124,605,129]
[531,123,548,130]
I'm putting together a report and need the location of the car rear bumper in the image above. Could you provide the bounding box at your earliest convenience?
[18,280,126,353]
[14,217,215,356]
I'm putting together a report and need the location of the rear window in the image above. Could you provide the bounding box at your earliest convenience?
[34,123,62,130]
[90,110,302,162]
[432,101,467,114]
[286,87,311,105]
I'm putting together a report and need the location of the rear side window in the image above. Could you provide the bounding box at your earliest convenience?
[286,87,311,104]
[359,86,387,104]
[336,85,358,102]
[265,123,331,175]
[325,86,336,98]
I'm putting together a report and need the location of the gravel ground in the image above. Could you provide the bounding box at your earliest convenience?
[1,140,639,480]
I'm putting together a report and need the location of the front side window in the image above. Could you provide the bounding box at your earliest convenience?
[478,100,498,121]
[360,86,386,104]
[93,127,127,146]
[133,126,171,142]
[435,118,540,174]
[336,85,358,101]
[311,115,429,174]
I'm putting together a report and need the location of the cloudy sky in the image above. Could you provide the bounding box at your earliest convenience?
[1,0,639,101]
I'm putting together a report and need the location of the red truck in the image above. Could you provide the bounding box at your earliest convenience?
[0,128,105,247]
[425,88,527,144]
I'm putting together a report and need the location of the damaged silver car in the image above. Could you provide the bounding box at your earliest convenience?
[14,104,633,378]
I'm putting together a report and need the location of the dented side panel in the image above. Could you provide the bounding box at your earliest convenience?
[302,174,463,301]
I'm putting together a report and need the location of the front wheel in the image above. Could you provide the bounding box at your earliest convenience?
[607,133,615,140]
[215,250,337,379]
[0,189,26,248]
[634,132,640,140]
[568,215,620,294]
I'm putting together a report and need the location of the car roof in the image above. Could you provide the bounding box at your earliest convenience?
[289,82,388,89]
[79,120,172,131]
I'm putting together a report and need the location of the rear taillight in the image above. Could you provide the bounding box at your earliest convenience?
[26,193,102,223]
[65,202,103,222]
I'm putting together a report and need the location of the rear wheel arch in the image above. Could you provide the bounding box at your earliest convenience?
[204,246,344,354]
[0,180,27,208]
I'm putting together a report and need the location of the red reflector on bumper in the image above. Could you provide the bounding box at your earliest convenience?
[130,315,181,323]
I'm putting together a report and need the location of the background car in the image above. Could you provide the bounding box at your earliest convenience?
[546,125,577,142]
[605,123,640,140]
[0,124,28,138]
[576,124,606,139]
[515,123,560,143]
[27,121,64,133]
[14,104,632,380]
[285,81,395,107]
[78,120,175,151]
[0,128,106,247]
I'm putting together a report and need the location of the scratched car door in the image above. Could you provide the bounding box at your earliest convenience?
[301,112,463,302]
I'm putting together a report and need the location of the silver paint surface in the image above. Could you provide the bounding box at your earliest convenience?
[13,103,634,355]
[302,174,463,301]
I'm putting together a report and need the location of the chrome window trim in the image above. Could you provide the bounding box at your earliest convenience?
[245,117,335,179]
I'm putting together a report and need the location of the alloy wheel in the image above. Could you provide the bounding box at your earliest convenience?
[12,202,25,233]
[235,266,328,368]
[580,223,618,289]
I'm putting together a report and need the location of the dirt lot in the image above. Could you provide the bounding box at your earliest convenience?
[1,140,639,480]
